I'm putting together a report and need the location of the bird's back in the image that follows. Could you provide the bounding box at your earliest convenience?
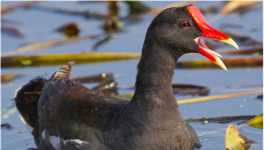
[16,62,126,149]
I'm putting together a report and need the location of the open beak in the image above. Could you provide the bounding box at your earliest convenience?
[187,5,239,71]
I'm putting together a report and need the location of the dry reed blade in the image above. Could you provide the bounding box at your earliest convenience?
[1,52,141,68]
[2,34,102,56]
[1,1,35,14]
[178,90,263,104]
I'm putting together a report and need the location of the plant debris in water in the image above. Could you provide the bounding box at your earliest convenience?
[1,53,141,68]
[177,90,263,104]
[55,22,79,37]
[177,57,263,69]
[1,26,25,38]
[241,113,263,129]
[172,83,210,96]
[1,73,24,83]
[107,1,119,16]
[92,34,116,50]
[225,124,255,150]
[1,123,12,129]
[91,79,118,97]
[185,115,256,124]
[125,1,150,16]
[72,72,114,83]
[221,1,259,16]
[220,30,263,47]
[1,1,35,14]
[256,94,263,100]
[2,34,103,56]
[102,17,123,33]
[219,47,263,55]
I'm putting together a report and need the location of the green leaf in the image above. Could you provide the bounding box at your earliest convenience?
[244,113,263,129]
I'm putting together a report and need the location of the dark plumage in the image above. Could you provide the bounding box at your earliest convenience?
[15,4,240,150]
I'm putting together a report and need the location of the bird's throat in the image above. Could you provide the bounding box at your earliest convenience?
[131,42,180,106]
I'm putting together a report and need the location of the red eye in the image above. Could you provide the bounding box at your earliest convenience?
[179,20,190,29]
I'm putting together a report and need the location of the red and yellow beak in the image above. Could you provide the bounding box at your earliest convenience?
[187,5,239,71]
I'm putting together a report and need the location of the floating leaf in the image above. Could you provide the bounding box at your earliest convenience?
[1,26,24,38]
[1,73,24,83]
[55,22,79,37]
[256,94,263,100]
[244,113,263,129]
[1,123,12,130]
[177,57,263,69]
[72,72,114,83]
[1,52,141,68]
[2,34,102,56]
[225,124,255,150]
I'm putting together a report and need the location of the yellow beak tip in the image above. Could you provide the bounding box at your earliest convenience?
[234,43,239,50]
[221,38,239,50]
[214,57,227,71]
[221,65,228,71]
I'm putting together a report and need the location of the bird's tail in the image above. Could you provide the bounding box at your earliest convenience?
[15,61,75,146]
[15,77,46,145]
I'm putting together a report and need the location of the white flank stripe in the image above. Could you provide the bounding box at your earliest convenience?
[19,114,34,133]
[50,135,61,150]
[64,139,89,145]
[41,129,89,150]
[42,130,45,140]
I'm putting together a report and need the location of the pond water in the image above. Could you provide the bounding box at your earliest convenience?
[1,1,263,150]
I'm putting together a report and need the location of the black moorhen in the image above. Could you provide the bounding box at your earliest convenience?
[15,5,238,150]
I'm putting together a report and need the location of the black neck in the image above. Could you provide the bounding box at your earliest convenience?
[124,39,187,136]
[130,40,183,106]
[116,32,189,146]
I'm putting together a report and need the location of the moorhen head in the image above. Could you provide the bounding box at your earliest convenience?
[15,5,238,150]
